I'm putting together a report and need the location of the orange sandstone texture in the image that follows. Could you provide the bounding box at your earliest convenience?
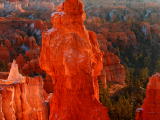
[0,60,48,120]
[108,32,130,49]
[39,0,110,120]
[103,53,125,85]
[136,73,160,120]
[22,59,44,76]
[96,34,125,85]
[0,72,9,79]
[16,54,26,69]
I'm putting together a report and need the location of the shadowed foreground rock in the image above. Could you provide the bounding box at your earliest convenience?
[136,73,160,120]
[39,0,110,120]
[0,60,48,120]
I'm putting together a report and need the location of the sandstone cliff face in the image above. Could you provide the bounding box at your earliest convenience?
[96,34,125,85]
[16,54,26,69]
[39,0,110,119]
[24,50,39,61]
[28,36,41,55]
[0,60,48,120]
[96,34,111,53]
[34,20,49,32]
[136,73,160,120]
[22,59,44,76]
[108,32,130,49]
[100,28,109,40]
[103,53,125,85]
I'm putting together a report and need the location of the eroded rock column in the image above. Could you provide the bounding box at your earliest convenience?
[39,0,110,120]
[136,73,160,120]
[0,60,48,120]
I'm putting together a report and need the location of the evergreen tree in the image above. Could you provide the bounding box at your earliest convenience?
[124,63,128,70]
[138,53,143,68]
[123,99,133,120]
[135,93,143,105]
[144,57,150,68]
[156,60,160,73]
[0,60,7,72]
[125,69,130,86]
[116,47,120,57]
[133,53,138,62]
[125,57,129,64]
[135,79,141,93]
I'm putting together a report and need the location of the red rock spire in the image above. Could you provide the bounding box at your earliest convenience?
[136,73,160,120]
[39,0,110,120]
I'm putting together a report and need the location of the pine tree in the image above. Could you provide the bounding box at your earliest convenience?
[116,47,120,57]
[125,69,130,86]
[124,99,133,120]
[156,60,160,73]
[0,60,7,72]
[139,69,145,85]
[125,56,129,64]
[135,93,143,105]
[135,79,141,93]
[138,53,143,68]
[144,57,150,68]
[124,63,128,70]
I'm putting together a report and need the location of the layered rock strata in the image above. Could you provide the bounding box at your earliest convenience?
[0,60,48,120]
[39,0,110,119]
[96,34,125,85]
[136,73,160,120]
[103,53,125,85]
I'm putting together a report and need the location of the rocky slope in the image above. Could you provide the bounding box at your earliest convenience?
[39,0,110,119]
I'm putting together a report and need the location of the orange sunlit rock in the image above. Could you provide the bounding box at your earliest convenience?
[0,60,48,120]
[16,54,26,69]
[22,59,44,76]
[39,0,110,119]
[136,73,160,120]
[97,34,125,85]
[103,53,125,85]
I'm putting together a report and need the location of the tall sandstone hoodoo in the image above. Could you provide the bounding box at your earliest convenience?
[0,60,48,120]
[136,73,160,120]
[39,0,110,120]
